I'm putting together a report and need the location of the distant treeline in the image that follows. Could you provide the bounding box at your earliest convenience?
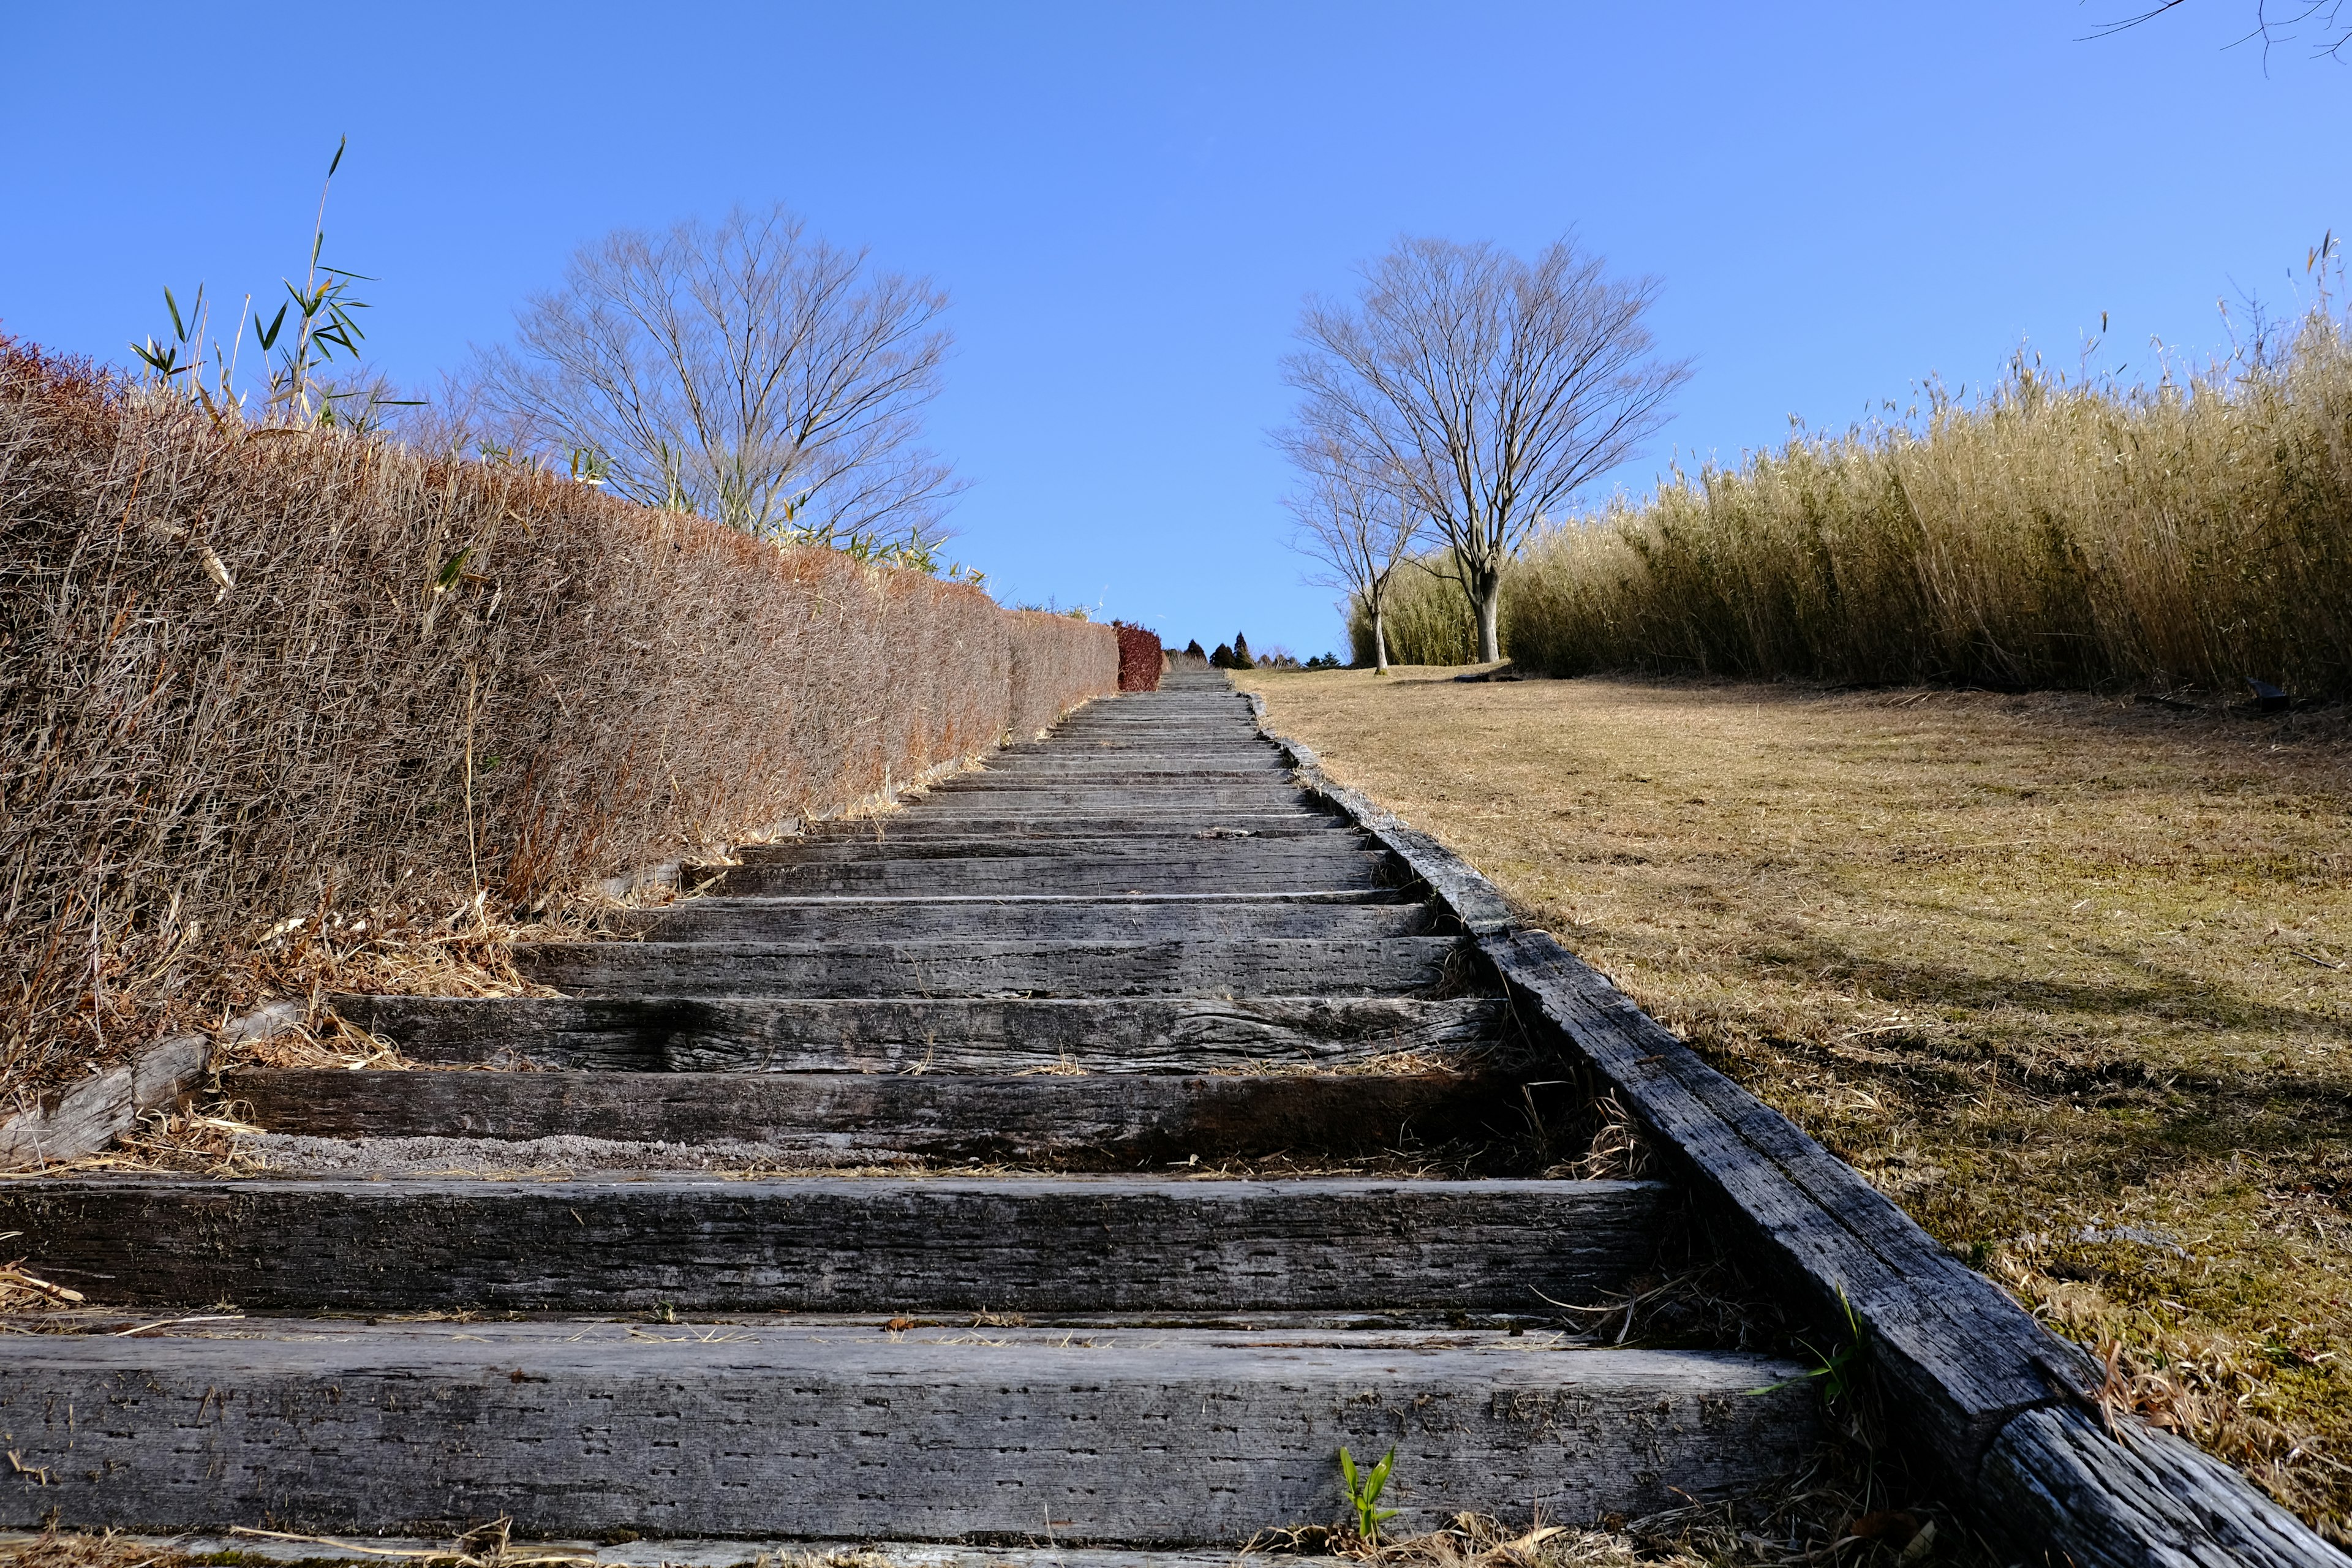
[1357,298,2352,696]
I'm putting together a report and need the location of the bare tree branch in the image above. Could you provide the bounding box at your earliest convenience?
[464,204,961,549]
[1275,430,1424,671]
[1282,236,1690,663]
[2079,0,2350,60]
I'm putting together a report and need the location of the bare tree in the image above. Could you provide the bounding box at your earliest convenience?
[1276,433,1423,673]
[470,203,959,549]
[1284,236,1690,663]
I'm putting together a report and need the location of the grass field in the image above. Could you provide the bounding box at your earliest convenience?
[1242,667,2351,1542]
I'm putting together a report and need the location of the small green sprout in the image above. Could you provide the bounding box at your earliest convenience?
[1338,1444,1400,1542]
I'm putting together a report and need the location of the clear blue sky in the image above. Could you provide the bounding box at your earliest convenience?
[4,3,2343,656]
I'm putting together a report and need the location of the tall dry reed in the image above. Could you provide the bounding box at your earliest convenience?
[1502,301,2352,690]
[0,341,1115,1099]
[1351,300,2352,691]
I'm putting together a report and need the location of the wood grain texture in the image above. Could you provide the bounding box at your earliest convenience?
[0,1001,298,1169]
[711,850,1396,899]
[332,993,1510,1072]
[1,1175,1666,1311]
[736,833,1363,864]
[1975,1405,2347,1567]
[224,1069,1521,1162]
[511,936,1465,998]
[0,1327,1819,1539]
[632,897,1434,944]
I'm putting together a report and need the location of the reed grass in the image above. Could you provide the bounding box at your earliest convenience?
[1356,295,2352,694]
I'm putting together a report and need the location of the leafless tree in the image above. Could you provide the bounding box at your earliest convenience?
[1276,433,1423,673]
[468,203,959,548]
[1284,236,1690,663]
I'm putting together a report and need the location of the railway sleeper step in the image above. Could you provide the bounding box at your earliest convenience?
[710,851,1396,899]
[733,832,1366,864]
[0,1325,1820,1543]
[625,897,1436,944]
[2,1175,1666,1313]
[221,1068,1542,1163]
[329,994,1510,1072]
[511,936,1468,998]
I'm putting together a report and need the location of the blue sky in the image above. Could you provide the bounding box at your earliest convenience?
[3,3,2343,656]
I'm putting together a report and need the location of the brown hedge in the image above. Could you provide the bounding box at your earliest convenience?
[1114,622,1164,692]
[0,341,1117,1096]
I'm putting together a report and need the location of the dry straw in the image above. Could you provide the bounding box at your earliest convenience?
[1359,297,2352,693]
[0,340,1115,1099]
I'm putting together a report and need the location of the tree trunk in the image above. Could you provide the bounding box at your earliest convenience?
[1475,575,1502,663]
[1370,597,1391,674]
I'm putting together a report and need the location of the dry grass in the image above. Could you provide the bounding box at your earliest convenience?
[0,339,1115,1101]
[1245,666,2352,1542]
[1358,295,2352,695]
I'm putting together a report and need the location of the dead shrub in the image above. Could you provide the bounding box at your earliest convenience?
[0,339,1116,1098]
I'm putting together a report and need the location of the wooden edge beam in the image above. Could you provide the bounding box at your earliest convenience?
[1245,688,2343,1567]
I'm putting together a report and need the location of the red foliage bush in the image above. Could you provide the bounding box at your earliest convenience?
[1114,622,1164,692]
[0,339,1117,1095]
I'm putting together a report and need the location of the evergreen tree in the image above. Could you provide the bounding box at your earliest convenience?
[1231,632,1254,669]
[1210,643,1235,668]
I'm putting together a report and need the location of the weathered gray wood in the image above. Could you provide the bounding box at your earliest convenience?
[634,897,1434,943]
[138,1541,1348,1568]
[512,937,1463,998]
[2,1175,1666,1311]
[1479,930,2093,1476]
[712,849,1394,898]
[225,1069,1519,1163]
[0,1327,1819,1539]
[736,832,1363,864]
[0,1001,300,1169]
[813,813,1340,839]
[1977,1405,2345,1567]
[333,993,1509,1072]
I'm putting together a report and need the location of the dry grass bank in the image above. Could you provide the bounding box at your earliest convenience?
[1357,300,2352,695]
[1243,666,2351,1542]
[0,341,1116,1102]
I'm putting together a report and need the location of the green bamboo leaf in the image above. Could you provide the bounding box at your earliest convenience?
[326,134,345,179]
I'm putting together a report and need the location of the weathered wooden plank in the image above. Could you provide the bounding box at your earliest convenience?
[736,832,1364,864]
[0,1001,300,1169]
[225,1069,1519,1163]
[1975,1404,2344,1567]
[331,993,1512,1072]
[803,813,1343,839]
[2,1175,1667,1311]
[711,850,1394,899]
[0,1328,1820,1539]
[633,897,1434,943]
[1479,929,2091,1474]
[511,936,1463,998]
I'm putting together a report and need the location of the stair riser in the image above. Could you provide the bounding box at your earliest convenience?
[737,834,1363,864]
[712,854,1395,899]
[334,995,1510,1072]
[804,816,1336,839]
[633,902,1434,943]
[0,1338,1819,1540]
[225,1071,1518,1162]
[513,938,1462,998]
[4,1179,1665,1311]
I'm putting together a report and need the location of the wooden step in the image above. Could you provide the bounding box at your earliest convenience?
[804,813,1341,840]
[333,993,1507,1072]
[0,1322,1819,1541]
[710,849,1393,899]
[224,1069,1520,1162]
[4,1175,1667,1312]
[734,833,1363,864]
[633,897,1435,943]
[511,937,1463,998]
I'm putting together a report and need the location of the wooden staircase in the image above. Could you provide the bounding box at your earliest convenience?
[0,673,1821,1547]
